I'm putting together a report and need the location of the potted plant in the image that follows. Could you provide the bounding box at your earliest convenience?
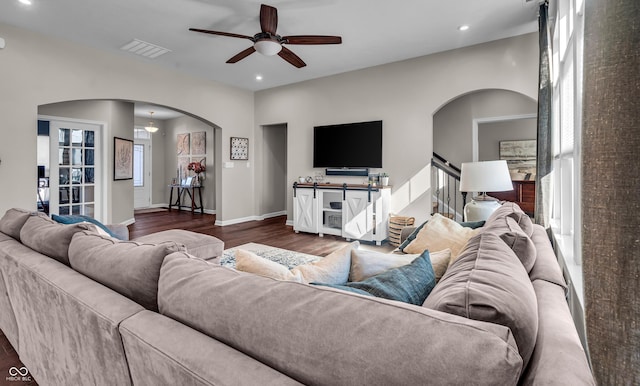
[298,176,306,183]
[380,172,390,186]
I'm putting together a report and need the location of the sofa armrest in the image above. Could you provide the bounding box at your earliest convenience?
[106,224,129,241]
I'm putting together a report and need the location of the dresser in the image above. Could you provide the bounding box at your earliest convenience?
[488,180,535,216]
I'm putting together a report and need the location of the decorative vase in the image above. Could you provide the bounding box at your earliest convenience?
[381,177,389,186]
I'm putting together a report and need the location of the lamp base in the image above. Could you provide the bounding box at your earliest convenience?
[464,197,502,222]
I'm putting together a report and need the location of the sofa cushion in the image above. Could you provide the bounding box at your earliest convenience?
[528,224,567,288]
[134,229,224,261]
[423,232,538,369]
[52,214,123,239]
[486,202,534,237]
[236,242,356,284]
[350,248,451,282]
[20,214,95,265]
[316,250,436,305]
[68,231,186,311]
[158,252,523,385]
[403,213,480,260]
[0,208,33,241]
[482,215,537,273]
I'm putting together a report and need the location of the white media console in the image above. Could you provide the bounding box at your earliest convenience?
[292,183,391,245]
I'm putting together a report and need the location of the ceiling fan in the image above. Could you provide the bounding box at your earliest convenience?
[189,3,342,68]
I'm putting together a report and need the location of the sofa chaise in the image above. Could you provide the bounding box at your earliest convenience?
[0,205,594,385]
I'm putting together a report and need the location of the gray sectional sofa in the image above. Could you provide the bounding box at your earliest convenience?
[0,206,594,385]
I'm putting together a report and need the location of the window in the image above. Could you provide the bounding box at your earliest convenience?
[133,144,144,187]
[550,0,585,305]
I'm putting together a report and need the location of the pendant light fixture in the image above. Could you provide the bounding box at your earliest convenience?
[144,111,158,133]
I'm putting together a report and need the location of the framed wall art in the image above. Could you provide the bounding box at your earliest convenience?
[499,139,537,180]
[230,137,249,160]
[191,131,206,155]
[114,137,133,180]
[176,133,190,156]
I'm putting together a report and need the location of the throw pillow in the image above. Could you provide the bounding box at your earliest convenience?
[235,242,358,284]
[236,249,303,282]
[349,248,451,283]
[398,218,485,252]
[52,214,122,239]
[315,251,436,306]
[403,213,480,260]
[423,232,538,369]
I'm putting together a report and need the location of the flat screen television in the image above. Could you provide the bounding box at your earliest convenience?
[313,120,382,168]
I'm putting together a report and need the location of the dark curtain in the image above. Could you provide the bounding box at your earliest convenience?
[534,1,552,226]
[582,0,640,383]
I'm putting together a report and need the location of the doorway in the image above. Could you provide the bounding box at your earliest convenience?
[134,128,152,208]
[261,124,288,217]
[46,119,103,220]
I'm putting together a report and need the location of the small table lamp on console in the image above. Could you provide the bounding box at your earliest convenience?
[459,160,513,221]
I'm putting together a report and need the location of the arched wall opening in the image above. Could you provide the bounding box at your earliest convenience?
[36,99,223,224]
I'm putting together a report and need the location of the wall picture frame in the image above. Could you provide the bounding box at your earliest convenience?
[113,137,133,180]
[230,137,249,160]
[499,139,537,180]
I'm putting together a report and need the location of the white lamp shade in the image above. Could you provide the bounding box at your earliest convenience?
[459,160,513,192]
[254,39,282,56]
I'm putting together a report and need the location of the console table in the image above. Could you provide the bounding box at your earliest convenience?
[168,184,204,214]
[292,182,390,245]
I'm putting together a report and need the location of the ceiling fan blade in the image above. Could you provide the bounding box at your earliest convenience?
[226,46,256,63]
[283,35,342,45]
[278,46,306,68]
[189,28,254,41]
[260,4,278,34]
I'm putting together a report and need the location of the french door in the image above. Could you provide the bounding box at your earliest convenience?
[49,120,102,220]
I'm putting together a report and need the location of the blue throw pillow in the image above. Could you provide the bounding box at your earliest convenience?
[313,251,436,306]
[51,214,121,240]
[398,219,485,252]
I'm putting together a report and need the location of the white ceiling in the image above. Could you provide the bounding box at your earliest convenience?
[1,0,539,117]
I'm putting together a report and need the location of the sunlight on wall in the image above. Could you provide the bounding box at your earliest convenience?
[390,164,431,214]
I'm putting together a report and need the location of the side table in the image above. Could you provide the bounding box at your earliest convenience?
[168,184,204,214]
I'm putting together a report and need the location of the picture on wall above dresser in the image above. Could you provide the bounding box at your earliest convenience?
[499,139,536,181]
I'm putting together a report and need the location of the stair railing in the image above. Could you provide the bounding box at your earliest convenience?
[431,152,467,221]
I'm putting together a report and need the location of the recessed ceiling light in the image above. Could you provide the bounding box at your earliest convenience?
[18,0,32,5]
[255,74,263,81]
[458,25,470,31]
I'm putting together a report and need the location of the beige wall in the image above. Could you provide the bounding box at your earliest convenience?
[163,115,217,212]
[255,33,539,225]
[478,118,537,161]
[0,22,253,223]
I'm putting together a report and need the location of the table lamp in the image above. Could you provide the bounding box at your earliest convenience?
[459,160,513,221]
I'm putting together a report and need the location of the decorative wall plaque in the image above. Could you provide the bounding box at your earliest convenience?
[230,137,249,160]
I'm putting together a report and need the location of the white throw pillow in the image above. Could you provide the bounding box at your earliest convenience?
[403,213,479,261]
[349,248,452,282]
[235,241,358,284]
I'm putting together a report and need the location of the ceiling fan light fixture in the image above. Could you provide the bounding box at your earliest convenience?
[254,39,282,56]
[145,111,159,133]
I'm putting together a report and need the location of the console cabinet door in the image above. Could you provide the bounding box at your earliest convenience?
[343,191,373,241]
[293,189,318,233]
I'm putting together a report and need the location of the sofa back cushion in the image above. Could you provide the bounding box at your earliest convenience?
[158,252,523,385]
[68,231,186,311]
[486,202,534,237]
[423,232,538,369]
[482,215,537,273]
[20,214,95,265]
[0,208,33,241]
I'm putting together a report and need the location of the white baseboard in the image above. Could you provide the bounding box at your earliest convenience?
[121,217,135,226]
[215,211,287,226]
[285,220,294,227]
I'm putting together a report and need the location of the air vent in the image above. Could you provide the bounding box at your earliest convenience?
[120,39,171,59]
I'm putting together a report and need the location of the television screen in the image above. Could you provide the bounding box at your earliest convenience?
[313,120,382,168]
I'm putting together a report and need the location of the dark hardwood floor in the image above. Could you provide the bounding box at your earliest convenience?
[128,209,363,256]
[1,209,388,385]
